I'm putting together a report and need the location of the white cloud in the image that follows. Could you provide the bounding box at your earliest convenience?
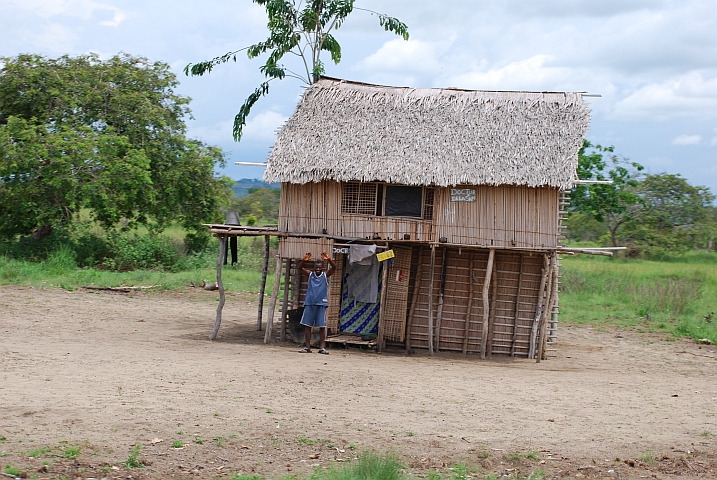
[357,37,453,81]
[612,72,717,120]
[243,110,289,142]
[1,0,129,27]
[672,134,702,145]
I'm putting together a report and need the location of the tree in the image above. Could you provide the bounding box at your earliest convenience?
[0,53,232,240]
[570,140,645,247]
[185,0,409,141]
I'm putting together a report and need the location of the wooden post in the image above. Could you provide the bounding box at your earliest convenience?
[257,235,270,331]
[529,254,550,359]
[434,248,448,352]
[279,258,291,342]
[376,259,390,353]
[209,235,227,340]
[537,255,558,363]
[427,246,436,356]
[462,252,475,354]
[510,254,525,357]
[405,248,424,350]
[480,248,495,359]
[487,258,498,359]
[263,257,283,344]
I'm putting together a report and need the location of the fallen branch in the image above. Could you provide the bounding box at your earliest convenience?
[676,350,715,359]
[82,285,160,293]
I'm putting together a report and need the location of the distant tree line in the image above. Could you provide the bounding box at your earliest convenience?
[567,140,716,257]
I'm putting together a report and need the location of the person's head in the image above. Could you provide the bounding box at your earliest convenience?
[314,260,324,274]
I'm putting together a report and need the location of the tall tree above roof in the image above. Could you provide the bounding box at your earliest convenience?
[184,0,409,142]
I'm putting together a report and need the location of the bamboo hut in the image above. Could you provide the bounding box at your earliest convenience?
[208,77,600,361]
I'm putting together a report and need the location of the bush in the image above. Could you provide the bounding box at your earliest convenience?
[106,234,181,271]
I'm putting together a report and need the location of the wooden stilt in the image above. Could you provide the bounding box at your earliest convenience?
[434,248,448,352]
[462,252,475,354]
[487,258,498,359]
[529,254,550,359]
[480,248,495,359]
[376,259,390,353]
[427,246,436,356]
[537,254,558,363]
[405,248,424,350]
[510,254,525,357]
[279,258,291,342]
[264,257,283,344]
[209,235,227,341]
[257,235,270,331]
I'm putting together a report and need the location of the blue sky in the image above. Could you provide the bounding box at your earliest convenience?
[2,0,716,193]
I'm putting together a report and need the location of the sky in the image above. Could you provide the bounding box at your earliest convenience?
[1,0,716,194]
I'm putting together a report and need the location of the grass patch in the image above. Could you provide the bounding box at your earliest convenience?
[309,451,405,480]
[171,441,183,448]
[124,444,144,469]
[62,445,80,459]
[28,446,51,458]
[506,451,539,461]
[560,253,717,343]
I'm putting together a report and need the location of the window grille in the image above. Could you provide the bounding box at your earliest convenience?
[341,182,378,215]
[423,187,435,220]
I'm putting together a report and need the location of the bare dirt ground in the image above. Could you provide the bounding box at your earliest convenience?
[1,285,716,479]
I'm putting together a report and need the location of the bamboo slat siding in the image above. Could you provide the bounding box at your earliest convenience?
[408,246,545,356]
[265,77,590,190]
[279,237,334,260]
[326,253,343,332]
[278,182,559,248]
[381,245,412,342]
[433,186,560,247]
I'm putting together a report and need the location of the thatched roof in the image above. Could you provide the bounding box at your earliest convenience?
[264,77,590,189]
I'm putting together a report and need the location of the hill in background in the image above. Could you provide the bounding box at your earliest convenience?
[232,178,280,198]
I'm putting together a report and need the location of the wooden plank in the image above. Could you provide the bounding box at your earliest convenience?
[257,235,270,331]
[511,254,525,356]
[405,248,424,350]
[279,258,291,342]
[376,258,390,353]
[461,252,476,354]
[486,258,498,359]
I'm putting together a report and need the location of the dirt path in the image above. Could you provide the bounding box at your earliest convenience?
[1,285,716,479]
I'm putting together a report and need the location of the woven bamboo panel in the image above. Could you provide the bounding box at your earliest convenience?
[433,185,560,248]
[279,237,334,260]
[407,246,546,356]
[326,253,344,332]
[381,245,412,342]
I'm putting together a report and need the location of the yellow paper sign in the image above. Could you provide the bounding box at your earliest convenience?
[376,249,395,262]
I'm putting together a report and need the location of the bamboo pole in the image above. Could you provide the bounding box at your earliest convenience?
[510,255,525,357]
[209,235,227,341]
[264,257,283,344]
[462,252,476,354]
[480,248,495,359]
[279,258,291,342]
[529,254,550,359]
[376,259,390,353]
[537,255,559,363]
[427,246,436,356]
[434,248,448,352]
[405,248,424,350]
[487,258,498,359]
[257,235,270,330]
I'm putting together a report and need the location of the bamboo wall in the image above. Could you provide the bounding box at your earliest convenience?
[278,182,559,248]
[407,246,546,356]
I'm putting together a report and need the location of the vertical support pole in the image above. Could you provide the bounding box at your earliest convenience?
[529,254,550,359]
[434,248,448,353]
[405,248,424,350]
[462,252,475,355]
[279,258,291,342]
[209,235,227,340]
[480,248,495,360]
[510,254,525,357]
[537,254,558,363]
[376,259,390,353]
[487,258,498,359]
[257,235,270,331]
[427,245,436,356]
[264,256,283,344]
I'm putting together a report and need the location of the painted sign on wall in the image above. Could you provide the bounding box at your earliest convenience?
[450,188,476,202]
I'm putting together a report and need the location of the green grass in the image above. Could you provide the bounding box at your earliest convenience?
[4,464,22,476]
[506,451,539,461]
[308,451,405,480]
[171,441,183,448]
[560,252,717,343]
[124,444,144,469]
[28,446,51,458]
[62,445,80,459]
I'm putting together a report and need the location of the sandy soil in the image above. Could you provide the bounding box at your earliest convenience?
[1,285,716,479]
